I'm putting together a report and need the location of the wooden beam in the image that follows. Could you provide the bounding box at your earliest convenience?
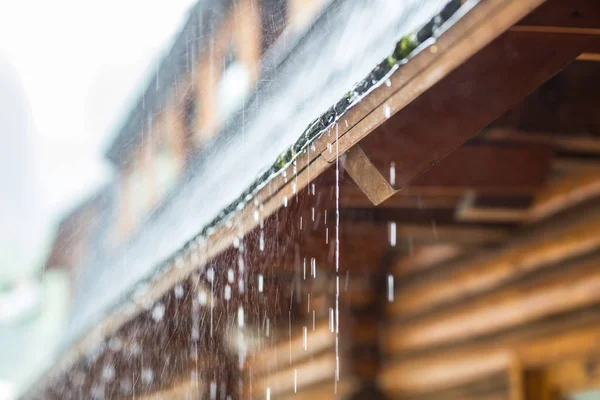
[529,171,600,222]
[389,205,600,319]
[516,0,600,30]
[387,257,600,353]
[251,322,334,376]
[511,25,600,35]
[381,313,600,395]
[482,128,600,155]
[401,373,509,400]
[357,30,584,194]
[577,52,600,61]
[391,244,463,278]
[342,144,395,205]
[252,353,337,398]
[381,145,552,196]
[380,348,514,395]
[545,355,600,394]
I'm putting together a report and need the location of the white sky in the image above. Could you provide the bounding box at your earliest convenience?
[0,0,197,231]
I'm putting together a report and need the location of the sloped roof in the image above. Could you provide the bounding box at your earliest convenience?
[67,0,463,351]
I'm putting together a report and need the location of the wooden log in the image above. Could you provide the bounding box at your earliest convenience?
[389,207,600,319]
[381,315,600,395]
[388,257,600,353]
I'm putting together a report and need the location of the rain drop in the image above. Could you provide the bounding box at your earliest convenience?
[384,104,391,118]
[174,284,184,299]
[237,306,245,328]
[151,303,165,322]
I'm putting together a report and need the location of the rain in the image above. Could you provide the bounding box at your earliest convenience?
[4,0,600,400]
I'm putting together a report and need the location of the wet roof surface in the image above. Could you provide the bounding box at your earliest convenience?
[67,0,461,350]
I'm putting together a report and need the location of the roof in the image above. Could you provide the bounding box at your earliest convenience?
[67,0,462,349]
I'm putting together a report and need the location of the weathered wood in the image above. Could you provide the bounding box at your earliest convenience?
[388,257,600,353]
[382,313,600,395]
[545,355,600,394]
[370,144,552,195]
[358,30,584,194]
[252,353,337,398]
[516,0,600,30]
[251,322,334,376]
[389,206,600,319]
[401,373,509,400]
[529,171,600,222]
[342,144,395,205]
[483,129,600,155]
[391,244,463,278]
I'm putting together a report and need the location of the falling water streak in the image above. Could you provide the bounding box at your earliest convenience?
[389,222,397,247]
[326,228,329,244]
[266,318,270,337]
[208,268,214,337]
[259,231,265,251]
[303,258,306,280]
[388,275,394,302]
[313,310,316,331]
[311,258,316,278]
[294,369,297,393]
[335,123,340,390]
[384,104,391,118]
[266,388,271,400]
[390,162,396,186]
[329,308,334,333]
[258,274,264,293]
[308,293,311,313]
[210,381,217,400]
[289,311,292,364]
[303,326,308,350]
[238,306,244,328]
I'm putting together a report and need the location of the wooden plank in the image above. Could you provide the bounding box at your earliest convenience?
[523,369,560,400]
[516,0,600,30]
[252,353,337,398]
[512,25,600,35]
[381,315,600,395]
[402,373,509,400]
[482,129,600,155]
[389,206,600,319]
[342,144,395,205]
[391,244,463,278]
[578,52,600,61]
[367,144,553,196]
[529,171,600,222]
[356,30,584,194]
[380,348,514,395]
[276,380,355,400]
[251,322,334,376]
[387,257,600,353]
[546,355,600,394]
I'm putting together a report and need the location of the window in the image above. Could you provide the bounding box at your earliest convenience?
[217,46,250,122]
[260,0,288,51]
